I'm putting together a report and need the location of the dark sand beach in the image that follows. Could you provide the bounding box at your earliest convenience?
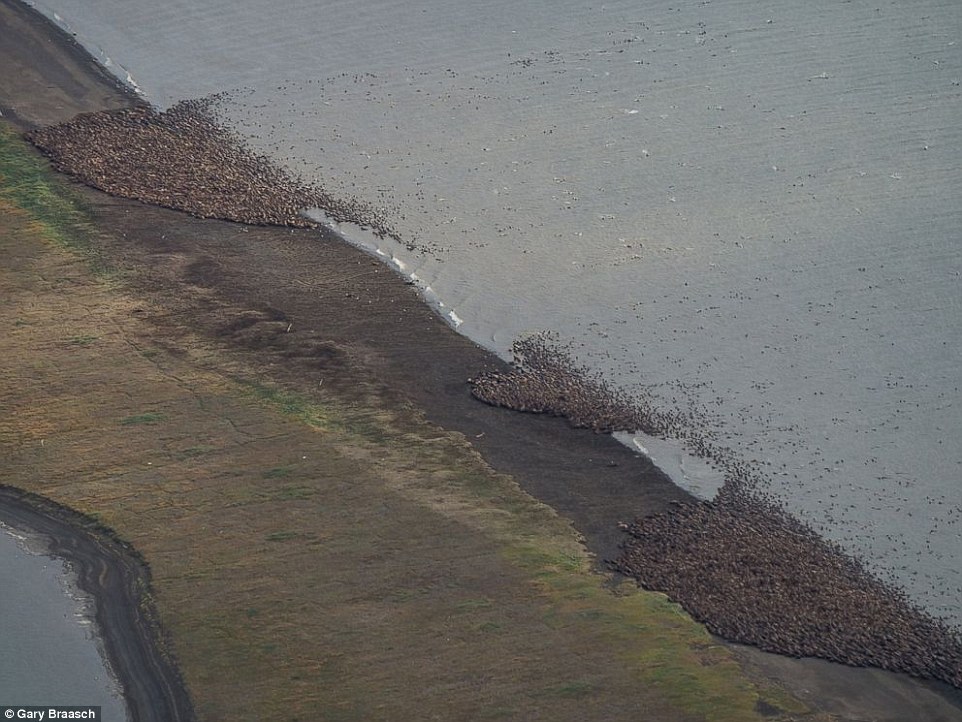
[2,0,962,719]
[0,487,194,721]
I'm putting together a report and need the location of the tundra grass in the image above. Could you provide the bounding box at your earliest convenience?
[0,121,815,721]
[0,123,94,251]
[245,381,812,721]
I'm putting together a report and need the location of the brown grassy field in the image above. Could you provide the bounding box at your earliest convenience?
[0,122,823,721]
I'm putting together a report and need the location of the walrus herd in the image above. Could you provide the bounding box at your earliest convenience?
[617,499,962,688]
[24,97,398,238]
[472,336,962,689]
[21,103,961,690]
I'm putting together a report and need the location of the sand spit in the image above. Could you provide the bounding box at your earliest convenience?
[471,336,962,690]
[24,99,397,237]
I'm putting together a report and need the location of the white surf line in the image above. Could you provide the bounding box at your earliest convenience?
[613,430,726,502]
[306,206,720,500]
[303,207,464,330]
[308,207,720,499]
[26,1,146,97]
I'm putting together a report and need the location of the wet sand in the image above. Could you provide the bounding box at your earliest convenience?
[2,0,962,719]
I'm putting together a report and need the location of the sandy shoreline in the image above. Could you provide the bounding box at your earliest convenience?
[0,486,194,721]
[2,0,962,719]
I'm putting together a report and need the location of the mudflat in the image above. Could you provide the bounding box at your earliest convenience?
[1,0,960,720]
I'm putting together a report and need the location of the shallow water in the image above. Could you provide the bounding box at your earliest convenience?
[27,0,962,627]
[0,524,129,717]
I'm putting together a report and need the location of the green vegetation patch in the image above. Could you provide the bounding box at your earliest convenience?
[261,466,293,479]
[120,412,166,426]
[177,445,217,459]
[265,531,300,542]
[271,486,316,501]
[0,122,96,254]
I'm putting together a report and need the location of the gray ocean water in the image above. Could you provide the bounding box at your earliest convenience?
[0,525,129,718]
[24,0,962,628]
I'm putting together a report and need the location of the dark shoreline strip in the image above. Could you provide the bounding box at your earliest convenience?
[0,486,195,722]
[471,336,962,690]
